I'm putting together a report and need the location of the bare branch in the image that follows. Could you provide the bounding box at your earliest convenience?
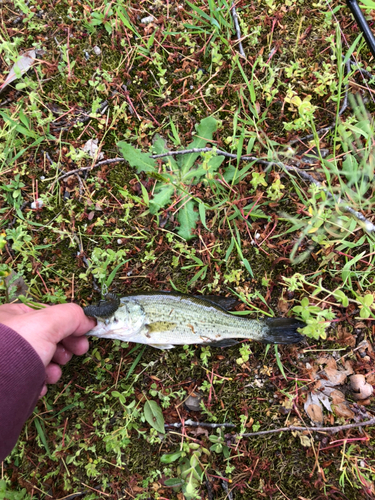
[56,158,125,182]
[151,147,375,232]
[235,417,375,438]
[165,419,236,429]
[231,3,245,58]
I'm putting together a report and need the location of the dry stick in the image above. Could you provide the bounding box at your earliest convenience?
[231,3,245,57]
[56,141,375,232]
[151,147,375,232]
[165,419,236,429]
[236,417,375,438]
[57,157,125,182]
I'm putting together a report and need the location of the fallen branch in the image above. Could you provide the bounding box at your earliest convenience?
[56,157,125,182]
[152,146,375,231]
[165,419,236,429]
[231,3,245,58]
[233,417,375,438]
[55,143,375,233]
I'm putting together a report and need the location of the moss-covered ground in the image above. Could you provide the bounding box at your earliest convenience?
[1,0,375,498]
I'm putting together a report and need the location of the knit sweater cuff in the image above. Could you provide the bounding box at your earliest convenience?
[0,324,45,461]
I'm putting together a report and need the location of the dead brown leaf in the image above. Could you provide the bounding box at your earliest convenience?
[332,403,355,419]
[330,389,345,405]
[306,403,323,424]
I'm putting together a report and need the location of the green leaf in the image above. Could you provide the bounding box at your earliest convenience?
[116,6,140,36]
[180,116,218,174]
[206,154,225,172]
[160,451,182,463]
[225,237,235,261]
[117,141,156,173]
[360,306,371,319]
[177,200,199,240]
[105,259,130,287]
[333,290,349,307]
[198,202,208,229]
[187,265,207,286]
[363,294,374,307]
[144,400,165,434]
[341,251,366,282]
[34,417,51,457]
[274,345,287,380]
[149,185,174,214]
[164,478,183,487]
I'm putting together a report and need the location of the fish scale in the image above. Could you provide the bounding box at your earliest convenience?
[85,292,304,349]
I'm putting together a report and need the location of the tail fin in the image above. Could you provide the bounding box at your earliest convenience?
[262,318,305,344]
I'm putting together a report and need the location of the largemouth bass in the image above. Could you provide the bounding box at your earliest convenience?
[84,292,304,349]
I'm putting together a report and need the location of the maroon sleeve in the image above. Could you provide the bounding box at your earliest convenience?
[0,324,45,461]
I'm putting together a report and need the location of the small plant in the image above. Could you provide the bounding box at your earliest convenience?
[1,173,25,210]
[118,116,224,240]
[161,441,210,500]
[283,88,317,131]
[0,480,28,500]
[208,428,230,458]
[236,343,252,364]
[80,247,129,294]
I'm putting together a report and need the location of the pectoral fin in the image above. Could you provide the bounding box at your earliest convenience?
[149,343,176,349]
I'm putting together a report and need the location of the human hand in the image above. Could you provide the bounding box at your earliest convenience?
[0,302,96,397]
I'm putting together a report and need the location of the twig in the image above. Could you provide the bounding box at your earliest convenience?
[233,417,375,438]
[222,475,234,500]
[231,3,245,57]
[55,143,375,232]
[55,492,87,500]
[80,483,111,497]
[56,157,125,182]
[165,419,236,429]
[347,57,374,80]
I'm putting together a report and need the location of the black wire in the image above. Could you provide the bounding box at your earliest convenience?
[347,0,375,59]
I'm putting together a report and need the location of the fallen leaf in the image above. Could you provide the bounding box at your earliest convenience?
[343,360,354,375]
[277,296,289,314]
[330,389,346,405]
[82,138,104,159]
[332,403,355,419]
[304,393,323,423]
[191,426,209,438]
[323,368,347,386]
[337,324,356,347]
[0,49,36,93]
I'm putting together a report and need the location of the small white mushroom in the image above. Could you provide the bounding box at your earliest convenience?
[350,374,374,401]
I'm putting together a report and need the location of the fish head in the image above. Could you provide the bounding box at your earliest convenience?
[87,299,145,341]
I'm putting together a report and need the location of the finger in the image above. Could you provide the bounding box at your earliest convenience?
[45,363,62,384]
[39,384,48,398]
[52,344,73,365]
[36,303,96,342]
[61,335,90,356]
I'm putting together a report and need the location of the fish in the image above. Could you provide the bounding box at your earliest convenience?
[84,292,304,350]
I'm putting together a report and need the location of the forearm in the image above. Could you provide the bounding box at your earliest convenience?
[0,324,45,461]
